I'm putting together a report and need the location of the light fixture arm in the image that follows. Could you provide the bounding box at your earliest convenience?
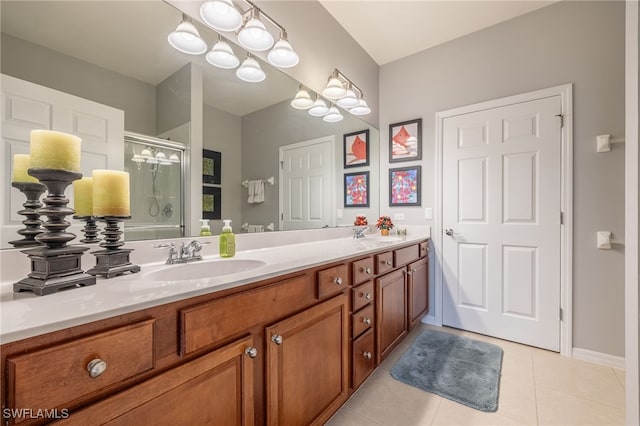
[333,68,364,99]
[240,0,287,34]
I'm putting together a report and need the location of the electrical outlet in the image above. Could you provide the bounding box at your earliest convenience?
[394,213,405,221]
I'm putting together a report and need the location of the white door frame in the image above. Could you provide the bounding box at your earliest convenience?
[433,84,573,356]
[278,135,336,231]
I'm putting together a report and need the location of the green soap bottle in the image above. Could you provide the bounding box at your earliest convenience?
[219,219,235,258]
[199,219,212,236]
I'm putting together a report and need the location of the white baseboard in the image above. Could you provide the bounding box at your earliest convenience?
[421,314,440,326]
[572,347,625,370]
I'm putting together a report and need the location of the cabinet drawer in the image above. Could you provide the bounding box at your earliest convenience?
[352,328,375,389]
[420,242,429,258]
[375,251,394,275]
[6,319,155,415]
[394,244,420,267]
[352,257,375,285]
[317,264,350,299]
[352,304,374,338]
[181,274,314,355]
[352,280,374,312]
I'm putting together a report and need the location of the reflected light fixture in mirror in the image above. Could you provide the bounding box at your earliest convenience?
[291,86,314,109]
[350,98,372,116]
[336,83,359,109]
[167,14,207,55]
[206,38,240,69]
[322,70,347,99]
[200,0,242,32]
[320,68,371,116]
[323,105,343,123]
[308,97,330,116]
[236,55,266,82]
[238,7,274,51]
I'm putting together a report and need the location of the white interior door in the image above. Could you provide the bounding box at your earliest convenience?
[279,136,334,230]
[1,74,124,247]
[442,95,562,351]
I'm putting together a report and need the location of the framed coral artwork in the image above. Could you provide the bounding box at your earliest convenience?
[343,129,369,168]
[344,171,370,207]
[389,166,421,206]
[389,118,421,162]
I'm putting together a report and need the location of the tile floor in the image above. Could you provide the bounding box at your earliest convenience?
[327,324,625,426]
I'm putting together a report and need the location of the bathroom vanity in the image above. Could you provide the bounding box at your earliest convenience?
[0,234,429,425]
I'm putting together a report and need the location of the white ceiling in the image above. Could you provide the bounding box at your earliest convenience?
[318,0,556,65]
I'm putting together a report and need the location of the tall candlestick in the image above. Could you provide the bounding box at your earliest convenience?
[30,130,81,172]
[73,177,93,216]
[12,154,38,183]
[93,170,130,216]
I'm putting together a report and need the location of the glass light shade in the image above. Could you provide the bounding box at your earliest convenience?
[236,57,266,82]
[238,17,274,51]
[155,152,167,161]
[146,157,159,165]
[140,149,153,160]
[131,154,145,163]
[167,18,207,55]
[322,77,347,99]
[200,0,242,32]
[168,153,180,163]
[290,89,313,110]
[323,106,343,122]
[159,160,173,166]
[267,38,299,68]
[350,99,371,115]
[308,98,329,116]
[336,88,359,109]
[206,40,240,69]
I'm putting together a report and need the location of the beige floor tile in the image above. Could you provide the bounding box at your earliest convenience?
[536,388,625,426]
[613,368,625,388]
[345,368,441,426]
[533,350,625,409]
[494,374,537,425]
[431,397,529,426]
[325,406,384,426]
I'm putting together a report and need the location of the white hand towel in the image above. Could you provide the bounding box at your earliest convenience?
[253,180,265,203]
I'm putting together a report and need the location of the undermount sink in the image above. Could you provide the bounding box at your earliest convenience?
[145,259,267,282]
[361,236,403,243]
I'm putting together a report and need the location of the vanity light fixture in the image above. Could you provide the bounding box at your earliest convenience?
[290,85,314,110]
[336,83,359,109]
[167,14,208,55]
[168,153,181,163]
[140,148,154,160]
[206,38,240,69]
[267,31,299,68]
[236,54,266,82]
[237,7,274,52]
[200,0,243,32]
[322,69,371,115]
[322,70,347,99]
[308,97,330,117]
[131,154,146,164]
[350,98,372,116]
[323,105,343,123]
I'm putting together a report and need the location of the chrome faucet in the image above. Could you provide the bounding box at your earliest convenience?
[155,240,205,264]
[353,226,371,239]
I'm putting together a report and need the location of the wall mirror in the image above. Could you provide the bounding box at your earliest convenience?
[0,0,379,248]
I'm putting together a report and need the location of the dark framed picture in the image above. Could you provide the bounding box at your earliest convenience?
[202,186,221,219]
[343,129,370,168]
[389,118,422,162]
[344,171,370,208]
[202,149,221,184]
[389,166,421,206]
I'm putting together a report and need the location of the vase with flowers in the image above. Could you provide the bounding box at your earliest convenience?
[375,215,394,236]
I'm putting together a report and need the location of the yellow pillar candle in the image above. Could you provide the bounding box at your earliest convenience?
[12,154,38,183]
[29,130,81,172]
[93,170,130,217]
[73,177,93,216]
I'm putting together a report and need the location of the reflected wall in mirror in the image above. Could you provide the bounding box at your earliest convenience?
[0,0,380,249]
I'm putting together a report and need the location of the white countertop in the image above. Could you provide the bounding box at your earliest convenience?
[0,228,430,344]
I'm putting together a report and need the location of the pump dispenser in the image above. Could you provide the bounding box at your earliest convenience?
[219,219,235,257]
[199,219,212,236]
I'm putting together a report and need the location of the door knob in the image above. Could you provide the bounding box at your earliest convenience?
[445,228,455,236]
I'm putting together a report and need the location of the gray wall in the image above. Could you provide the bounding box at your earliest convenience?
[380,1,625,356]
[242,100,379,230]
[156,64,191,136]
[203,103,242,233]
[1,34,157,135]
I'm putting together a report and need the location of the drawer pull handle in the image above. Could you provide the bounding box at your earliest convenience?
[363,267,372,274]
[245,347,258,358]
[272,335,283,345]
[363,351,372,359]
[87,358,107,378]
[412,268,417,273]
[385,260,392,266]
[365,292,372,300]
[363,318,371,325]
[334,277,343,285]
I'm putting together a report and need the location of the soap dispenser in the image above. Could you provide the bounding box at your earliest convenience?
[199,219,212,236]
[219,219,235,257]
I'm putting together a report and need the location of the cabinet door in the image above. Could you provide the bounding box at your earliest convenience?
[266,293,349,426]
[60,335,256,426]
[408,258,429,329]
[376,269,408,361]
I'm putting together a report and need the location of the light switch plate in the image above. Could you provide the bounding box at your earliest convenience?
[394,213,405,221]
[424,208,432,220]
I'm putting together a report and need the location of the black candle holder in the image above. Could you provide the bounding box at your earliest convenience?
[87,216,140,278]
[73,215,100,244]
[14,169,96,296]
[9,181,46,247]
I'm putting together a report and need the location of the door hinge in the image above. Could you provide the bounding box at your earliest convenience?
[560,211,564,225]
[555,113,564,128]
[280,161,284,169]
[559,307,563,321]
[280,213,284,220]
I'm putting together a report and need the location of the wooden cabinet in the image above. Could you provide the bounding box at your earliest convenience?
[59,335,256,426]
[352,257,374,285]
[265,293,349,426]
[408,258,429,329]
[376,268,408,362]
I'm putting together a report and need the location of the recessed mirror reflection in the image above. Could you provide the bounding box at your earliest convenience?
[0,0,379,249]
